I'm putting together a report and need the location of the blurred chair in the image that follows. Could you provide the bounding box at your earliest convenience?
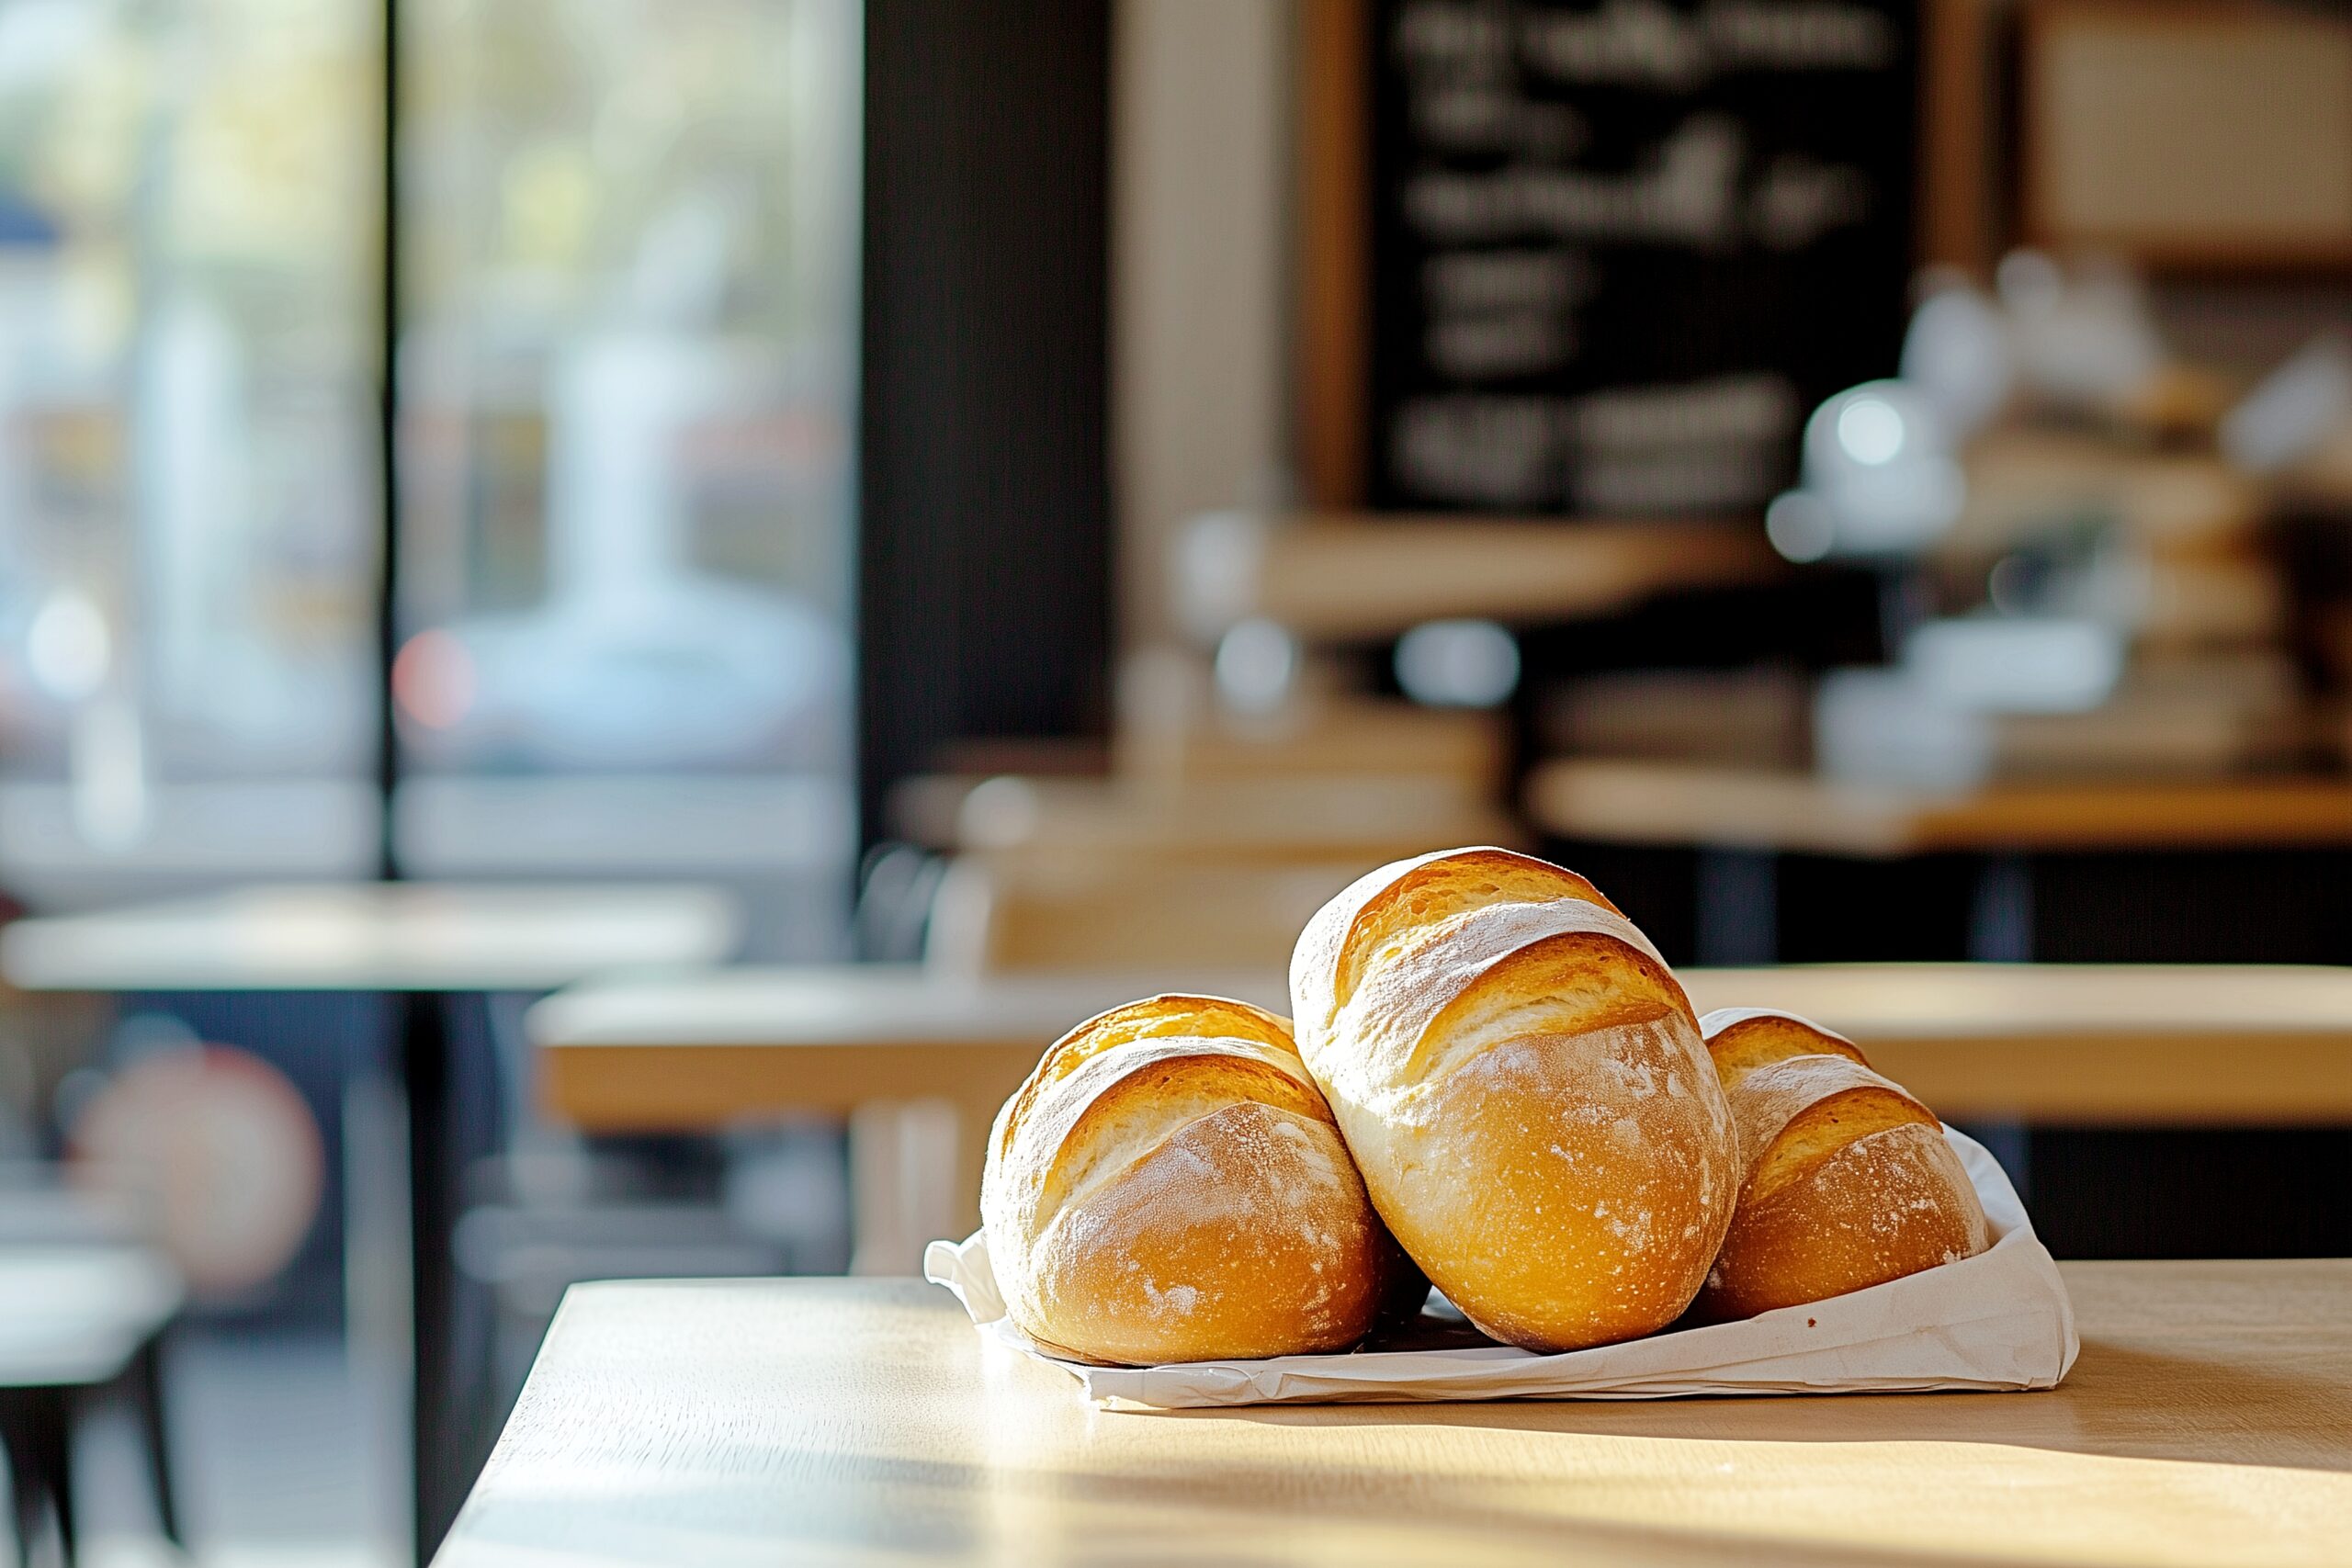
[0,1176,182,1566]
[900,761,1522,976]
[451,1193,797,1451]
[922,852,1365,975]
[840,838,1394,1268]
[853,844,949,964]
[446,998,848,1510]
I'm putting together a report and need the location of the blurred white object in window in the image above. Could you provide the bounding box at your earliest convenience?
[1997,250,2164,408]
[2220,332,2352,474]
[1899,273,2012,441]
[956,776,1046,850]
[1174,509,1271,644]
[1394,618,1520,708]
[1213,616,1299,716]
[1814,668,1994,789]
[70,692,148,852]
[1772,379,1965,560]
[1904,615,2125,715]
[1763,491,1835,562]
[25,587,107,701]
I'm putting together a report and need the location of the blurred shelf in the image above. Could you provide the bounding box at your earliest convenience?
[1116,698,1507,784]
[1,882,743,994]
[1527,759,2352,857]
[1176,513,1778,642]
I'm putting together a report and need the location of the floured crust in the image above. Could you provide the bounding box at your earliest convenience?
[981,995,1387,1365]
[1289,849,1737,1353]
[1698,1122,1991,1320]
[1721,1055,1936,1205]
[1697,1009,1990,1320]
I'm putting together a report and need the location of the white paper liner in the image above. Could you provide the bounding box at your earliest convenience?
[923,1128,2078,1409]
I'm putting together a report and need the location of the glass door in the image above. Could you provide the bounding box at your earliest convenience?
[0,0,384,906]
[393,0,862,956]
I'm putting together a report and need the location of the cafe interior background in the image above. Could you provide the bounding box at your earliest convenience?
[0,0,2348,1562]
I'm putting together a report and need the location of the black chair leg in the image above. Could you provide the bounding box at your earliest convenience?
[130,1337,178,1545]
[2,1387,67,1568]
[35,1390,69,1567]
[2,1390,33,1568]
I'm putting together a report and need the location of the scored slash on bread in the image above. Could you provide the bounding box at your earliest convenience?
[1701,1006,1870,1076]
[980,995,1407,1367]
[1695,1008,1991,1321]
[1311,848,1623,1041]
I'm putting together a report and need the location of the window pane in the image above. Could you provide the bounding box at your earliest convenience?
[0,0,383,897]
[394,0,859,948]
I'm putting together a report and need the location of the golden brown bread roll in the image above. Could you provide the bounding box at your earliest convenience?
[981,994,1391,1365]
[1290,847,1738,1352]
[1697,1008,1990,1321]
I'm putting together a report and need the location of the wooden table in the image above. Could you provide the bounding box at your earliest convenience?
[436,1266,2352,1567]
[1,882,743,1563]
[528,961,2352,1268]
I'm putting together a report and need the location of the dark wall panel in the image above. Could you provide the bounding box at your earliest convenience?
[859,0,1113,840]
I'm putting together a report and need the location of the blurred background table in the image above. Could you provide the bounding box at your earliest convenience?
[1528,761,2352,860]
[529,961,2352,1268]
[435,1264,2352,1568]
[1527,761,2352,966]
[0,882,742,1563]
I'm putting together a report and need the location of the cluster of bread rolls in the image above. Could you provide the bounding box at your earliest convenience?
[981,847,1988,1365]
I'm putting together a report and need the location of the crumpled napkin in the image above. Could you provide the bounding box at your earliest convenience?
[924,1129,2077,1409]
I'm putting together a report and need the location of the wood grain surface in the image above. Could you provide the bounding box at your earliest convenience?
[437,1264,2352,1567]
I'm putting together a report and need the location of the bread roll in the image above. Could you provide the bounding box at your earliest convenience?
[981,994,1391,1365]
[1290,847,1738,1352]
[1697,1008,1991,1321]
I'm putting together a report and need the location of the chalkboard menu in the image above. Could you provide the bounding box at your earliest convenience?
[1363,0,1917,513]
